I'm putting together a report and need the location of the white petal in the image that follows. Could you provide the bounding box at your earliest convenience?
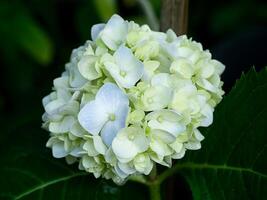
[142,86,172,111]
[141,60,160,82]
[83,140,99,156]
[93,135,107,154]
[112,127,148,161]
[82,156,96,169]
[78,55,101,80]
[66,63,87,88]
[49,116,75,133]
[91,23,105,41]
[133,154,153,175]
[100,15,128,50]
[52,142,68,158]
[53,77,68,89]
[194,129,205,141]
[44,99,65,115]
[170,140,183,153]
[78,101,108,135]
[150,138,172,157]
[172,147,186,159]
[42,93,54,107]
[106,45,144,88]
[96,82,129,113]
[70,121,87,137]
[112,139,138,161]
[151,73,172,88]
[200,104,214,127]
[185,142,201,150]
[118,162,135,174]
[151,129,176,143]
[115,164,129,178]
[196,78,217,93]
[150,120,185,137]
[100,115,127,147]
[70,147,83,157]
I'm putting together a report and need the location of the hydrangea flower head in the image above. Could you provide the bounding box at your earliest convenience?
[42,14,225,184]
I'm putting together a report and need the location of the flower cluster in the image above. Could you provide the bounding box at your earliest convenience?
[42,14,225,184]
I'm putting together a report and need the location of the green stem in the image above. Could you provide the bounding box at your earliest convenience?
[128,175,149,185]
[149,164,157,181]
[137,0,159,31]
[149,181,161,200]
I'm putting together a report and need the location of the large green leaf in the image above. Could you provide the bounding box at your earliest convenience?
[0,122,148,200]
[162,68,267,199]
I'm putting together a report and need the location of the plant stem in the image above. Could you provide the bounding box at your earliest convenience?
[149,181,161,200]
[149,164,157,181]
[160,0,189,35]
[128,175,149,185]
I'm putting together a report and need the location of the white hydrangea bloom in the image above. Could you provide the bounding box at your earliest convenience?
[42,14,225,184]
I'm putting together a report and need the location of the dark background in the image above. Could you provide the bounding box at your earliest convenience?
[0,0,266,199]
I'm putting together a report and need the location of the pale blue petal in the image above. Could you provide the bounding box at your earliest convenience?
[114,45,134,67]
[78,101,108,135]
[91,23,105,41]
[96,83,129,113]
[52,142,68,158]
[101,103,129,146]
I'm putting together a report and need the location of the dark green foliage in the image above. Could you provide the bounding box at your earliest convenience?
[177,68,267,199]
[0,0,266,199]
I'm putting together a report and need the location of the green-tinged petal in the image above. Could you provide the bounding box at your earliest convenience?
[142,85,172,111]
[151,73,172,88]
[170,59,194,79]
[44,99,65,115]
[70,121,87,137]
[133,153,153,175]
[150,137,172,157]
[150,129,175,144]
[99,14,128,50]
[200,104,214,127]
[141,60,160,82]
[112,127,149,162]
[169,139,183,153]
[49,116,75,134]
[83,140,99,156]
[128,110,145,125]
[93,135,107,154]
[78,55,102,80]
[147,109,186,137]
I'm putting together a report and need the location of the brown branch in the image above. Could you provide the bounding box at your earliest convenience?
[160,0,189,35]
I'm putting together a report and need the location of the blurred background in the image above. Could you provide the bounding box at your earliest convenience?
[0,0,266,199]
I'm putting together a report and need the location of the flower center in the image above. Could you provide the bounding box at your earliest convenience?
[120,70,127,77]
[157,116,163,123]
[147,97,154,104]
[108,113,116,121]
[128,134,135,140]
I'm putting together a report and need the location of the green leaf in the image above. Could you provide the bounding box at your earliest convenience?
[94,0,118,21]
[13,15,54,65]
[162,68,267,199]
[0,2,53,65]
[0,122,148,199]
